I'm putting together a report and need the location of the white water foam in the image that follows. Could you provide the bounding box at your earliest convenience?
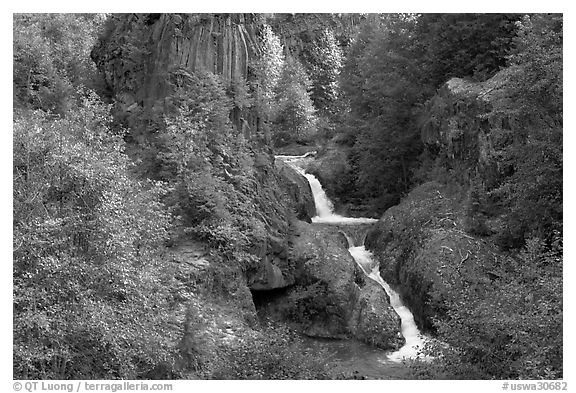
[277,155,378,225]
[277,152,427,361]
[349,246,427,362]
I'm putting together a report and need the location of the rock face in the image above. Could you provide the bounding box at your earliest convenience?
[244,155,315,291]
[257,220,402,350]
[91,13,262,130]
[365,181,501,332]
[419,71,514,188]
[274,158,316,223]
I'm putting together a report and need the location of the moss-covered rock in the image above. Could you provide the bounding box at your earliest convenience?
[419,71,515,188]
[349,268,404,350]
[365,181,502,332]
[275,158,316,223]
[256,220,402,349]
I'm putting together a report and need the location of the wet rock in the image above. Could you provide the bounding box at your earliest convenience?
[257,220,402,348]
[349,276,404,350]
[275,159,316,223]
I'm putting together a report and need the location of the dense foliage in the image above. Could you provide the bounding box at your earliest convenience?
[486,14,563,248]
[13,14,180,379]
[340,16,428,210]
[273,57,318,146]
[13,13,330,380]
[13,94,180,379]
[13,13,105,114]
[412,235,562,379]
[13,12,563,381]
[412,13,521,86]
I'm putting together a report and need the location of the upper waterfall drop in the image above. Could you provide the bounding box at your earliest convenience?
[276,153,378,225]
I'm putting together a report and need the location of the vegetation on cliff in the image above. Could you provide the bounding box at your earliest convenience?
[12,13,328,379]
[355,14,563,379]
[13,12,562,381]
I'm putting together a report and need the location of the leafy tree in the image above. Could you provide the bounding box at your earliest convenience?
[13,92,179,379]
[13,13,105,114]
[301,28,343,115]
[482,14,563,248]
[253,25,285,105]
[272,57,318,146]
[250,24,285,144]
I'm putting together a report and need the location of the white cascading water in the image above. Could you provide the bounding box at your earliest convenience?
[278,154,378,225]
[348,246,426,361]
[277,153,427,362]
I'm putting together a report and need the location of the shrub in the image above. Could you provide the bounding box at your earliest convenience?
[211,323,329,379]
[13,92,180,379]
[412,236,562,379]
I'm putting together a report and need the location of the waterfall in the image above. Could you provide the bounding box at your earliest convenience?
[278,154,378,225]
[277,153,427,362]
[348,246,426,362]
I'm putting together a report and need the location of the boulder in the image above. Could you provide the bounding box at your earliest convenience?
[257,220,402,349]
[275,159,316,223]
[248,256,291,290]
[349,270,404,350]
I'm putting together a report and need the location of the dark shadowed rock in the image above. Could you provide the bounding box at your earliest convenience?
[365,181,502,332]
[419,71,514,188]
[275,159,316,223]
[92,13,262,131]
[256,220,402,349]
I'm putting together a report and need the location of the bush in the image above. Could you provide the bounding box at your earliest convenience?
[13,14,105,114]
[211,323,329,379]
[412,236,562,379]
[13,93,180,379]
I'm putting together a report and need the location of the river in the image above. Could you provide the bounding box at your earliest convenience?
[277,153,428,378]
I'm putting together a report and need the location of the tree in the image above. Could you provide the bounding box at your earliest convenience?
[412,13,521,86]
[13,92,178,379]
[339,15,425,211]
[487,14,563,248]
[273,57,318,146]
[249,24,285,144]
[301,28,343,115]
[13,14,105,114]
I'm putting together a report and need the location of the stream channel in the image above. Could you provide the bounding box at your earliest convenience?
[276,153,428,379]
